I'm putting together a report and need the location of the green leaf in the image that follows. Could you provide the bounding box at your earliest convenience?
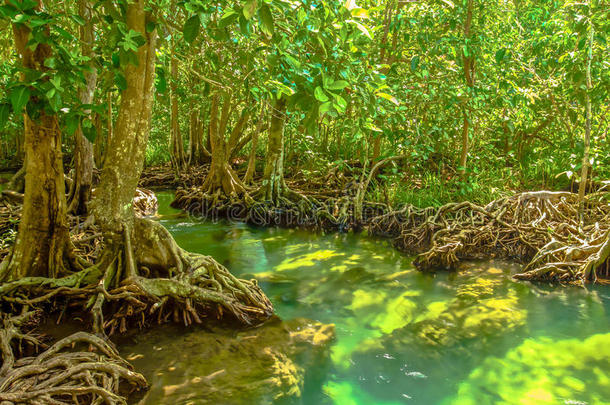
[10,86,30,113]
[314,86,329,102]
[376,92,399,105]
[334,95,347,112]
[66,114,79,135]
[155,67,167,94]
[495,48,506,64]
[82,118,96,143]
[111,52,120,68]
[319,101,332,115]
[219,10,238,29]
[347,20,372,39]
[243,0,257,20]
[239,15,251,36]
[462,45,469,57]
[70,14,85,25]
[0,103,9,128]
[114,73,127,91]
[268,80,294,96]
[259,4,274,36]
[326,80,349,91]
[146,21,156,33]
[183,15,201,43]
[410,55,419,71]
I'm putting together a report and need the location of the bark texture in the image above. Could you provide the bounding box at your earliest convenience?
[67,0,97,215]
[201,92,249,196]
[1,3,70,281]
[260,98,287,201]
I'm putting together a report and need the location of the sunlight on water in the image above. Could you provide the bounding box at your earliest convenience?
[123,192,610,404]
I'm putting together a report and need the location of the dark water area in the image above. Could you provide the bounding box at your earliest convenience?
[120,192,610,405]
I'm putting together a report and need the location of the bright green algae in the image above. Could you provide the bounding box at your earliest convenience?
[124,192,610,404]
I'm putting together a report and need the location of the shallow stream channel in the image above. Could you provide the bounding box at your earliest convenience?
[120,192,610,405]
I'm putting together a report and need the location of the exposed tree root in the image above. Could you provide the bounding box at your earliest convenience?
[171,185,386,231]
[170,159,393,231]
[0,313,147,405]
[370,191,610,282]
[139,164,210,189]
[0,218,273,403]
[0,218,273,339]
[132,188,158,217]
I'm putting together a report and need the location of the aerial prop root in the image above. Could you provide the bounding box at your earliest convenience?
[171,181,389,230]
[369,191,610,282]
[91,218,274,333]
[0,219,273,337]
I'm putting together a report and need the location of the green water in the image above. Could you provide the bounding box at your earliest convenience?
[124,192,610,405]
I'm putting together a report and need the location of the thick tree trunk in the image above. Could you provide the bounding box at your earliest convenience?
[1,10,70,281]
[261,98,287,201]
[92,1,157,247]
[68,0,97,215]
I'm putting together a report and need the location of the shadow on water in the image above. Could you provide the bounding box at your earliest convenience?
[121,192,610,404]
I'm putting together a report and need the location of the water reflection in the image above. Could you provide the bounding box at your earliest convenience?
[125,193,609,404]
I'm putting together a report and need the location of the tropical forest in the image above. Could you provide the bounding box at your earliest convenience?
[0,0,608,404]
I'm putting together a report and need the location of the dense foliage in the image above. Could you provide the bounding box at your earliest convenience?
[0,0,608,208]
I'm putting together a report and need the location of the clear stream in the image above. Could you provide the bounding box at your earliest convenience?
[121,192,610,405]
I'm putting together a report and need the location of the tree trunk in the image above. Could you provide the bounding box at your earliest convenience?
[1,6,70,281]
[578,19,594,217]
[201,93,247,196]
[188,109,195,165]
[244,104,265,184]
[187,106,209,165]
[169,43,185,173]
[68,0,97,215]
[458,0,475,177]
[261,98,287,201]
[91,1,157,250]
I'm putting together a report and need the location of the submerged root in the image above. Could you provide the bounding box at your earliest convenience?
[369,191,610,282]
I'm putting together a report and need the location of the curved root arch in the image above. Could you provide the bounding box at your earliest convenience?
[371,191,610,282]
[0,317,147,405]
[0,218,273,339]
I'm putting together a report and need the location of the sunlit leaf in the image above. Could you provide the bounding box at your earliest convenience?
[315,86,329,102]
[326,80,349,91]
[243,0,257,20]
[346,19,372,39]
[376,92,399,105]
